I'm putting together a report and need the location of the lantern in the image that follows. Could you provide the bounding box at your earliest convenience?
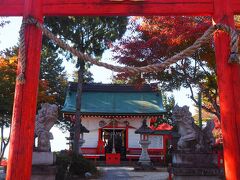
[135,118,153,167]
[78,123,89,155]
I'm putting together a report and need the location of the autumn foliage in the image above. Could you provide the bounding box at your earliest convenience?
[137,16,211,51]
[0,54,56,107]
[112,16,223,119]
[114,16,212,70]
[37,80,56,104]
[0,55,17,114]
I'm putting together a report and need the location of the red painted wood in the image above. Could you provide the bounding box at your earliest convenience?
[0,0,213,16]
[0,0,23,4]
[213,0,240,179]
[42,0,213,16]
[233,2,240,14]
[81,147,98,154]
[45,0,212,3]
[0,0,24,16]
[98,128,102,141]
[106,153,120,165]
[0,6,23,16]
[5,0,43,180]
[126,147,165,161]
[2,0,240,16]
[43,3,213,16]
[47,0,215,13]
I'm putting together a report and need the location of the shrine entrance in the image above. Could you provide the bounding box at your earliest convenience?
[101,129,126,159]
[1,0,240,180]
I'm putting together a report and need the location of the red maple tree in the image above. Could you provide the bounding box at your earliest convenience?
[112,16,224,119]
[113,16,212,68]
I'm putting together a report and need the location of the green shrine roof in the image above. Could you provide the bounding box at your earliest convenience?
[62,83,166,115]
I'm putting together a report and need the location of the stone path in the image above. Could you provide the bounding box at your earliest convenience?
[98,167,168,180]
[0,168,5,180]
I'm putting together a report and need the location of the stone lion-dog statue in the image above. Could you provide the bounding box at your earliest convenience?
[172,105,215,152]
[34,103,58,152]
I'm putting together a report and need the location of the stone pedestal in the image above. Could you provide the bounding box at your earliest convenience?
[172,152,224,179]
[138,140,151,166]
[31,165,56,180]
[32,152,56,180]
[32,152,56,165]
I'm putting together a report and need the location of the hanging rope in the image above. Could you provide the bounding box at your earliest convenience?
[17,16,240,84]
[17,18,27,84]
[17,17,39,84]
[215,24,240,63]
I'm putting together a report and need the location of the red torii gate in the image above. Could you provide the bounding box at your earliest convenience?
[0,0,240,179]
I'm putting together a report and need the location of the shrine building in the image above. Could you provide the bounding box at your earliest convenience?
[62,83,173,163]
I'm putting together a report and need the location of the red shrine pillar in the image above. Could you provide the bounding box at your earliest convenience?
[213,0,240,179]
[6,0,43,180]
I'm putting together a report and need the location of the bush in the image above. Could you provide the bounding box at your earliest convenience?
[69,154,98,176]
[55,151,98,180]
[55,151,71,180]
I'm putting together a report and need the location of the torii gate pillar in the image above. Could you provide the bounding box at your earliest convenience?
[213,0,240,179]
[6,0,43,180]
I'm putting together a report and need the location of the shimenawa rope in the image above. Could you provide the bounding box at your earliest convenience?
[17,16,240,84]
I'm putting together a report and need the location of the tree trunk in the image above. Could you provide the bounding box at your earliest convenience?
[0,118,11,162]
[0,124,3,160]
[73,60,85,155]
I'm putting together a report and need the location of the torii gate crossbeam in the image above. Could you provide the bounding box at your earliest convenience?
[1,0,240,16]
[0,0,239,180]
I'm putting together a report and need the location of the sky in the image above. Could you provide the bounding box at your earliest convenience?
[0,17,196,156]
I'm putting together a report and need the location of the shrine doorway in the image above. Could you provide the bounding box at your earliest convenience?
[101,128,126,159]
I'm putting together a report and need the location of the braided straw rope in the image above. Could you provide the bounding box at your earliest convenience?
[215,24,240,63]
[17,16,240,84]
[17,18,28,84]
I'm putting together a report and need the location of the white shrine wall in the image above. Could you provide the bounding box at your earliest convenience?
[81,116,152,149]
[81,117,99,148]
[127,117,143,148]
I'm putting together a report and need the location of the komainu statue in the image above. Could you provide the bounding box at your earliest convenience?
[172,105,215,152]
[35,103,58,152]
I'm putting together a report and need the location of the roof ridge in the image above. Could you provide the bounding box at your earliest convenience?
[68,82,159,92]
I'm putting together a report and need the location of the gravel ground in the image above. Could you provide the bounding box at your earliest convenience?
[98,167,169,180]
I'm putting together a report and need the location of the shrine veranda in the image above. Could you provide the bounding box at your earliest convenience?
[1,0,240,180]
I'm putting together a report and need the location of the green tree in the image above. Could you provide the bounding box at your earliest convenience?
[38,44,69,132]
[152,93,176,128]
[40,45,68,106]
[162,93,175,126]
[43,16,128,154]
[0,44,68,159]
[71,70,93,83]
